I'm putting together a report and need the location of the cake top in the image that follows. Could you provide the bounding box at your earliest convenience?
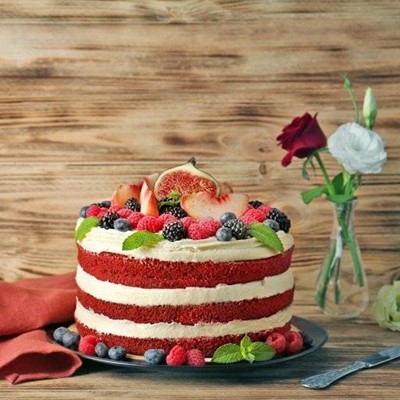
[76,158,293,255]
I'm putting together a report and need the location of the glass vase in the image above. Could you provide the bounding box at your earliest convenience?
[315,200,369,319]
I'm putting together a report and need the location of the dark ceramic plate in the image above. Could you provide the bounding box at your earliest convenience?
[57,317,328,373]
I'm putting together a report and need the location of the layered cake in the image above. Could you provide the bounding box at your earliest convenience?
[75,159,294,357]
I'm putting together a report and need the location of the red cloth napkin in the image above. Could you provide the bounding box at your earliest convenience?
[0,272,82,384]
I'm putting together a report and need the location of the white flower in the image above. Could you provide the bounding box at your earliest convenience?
[328,122,387,174]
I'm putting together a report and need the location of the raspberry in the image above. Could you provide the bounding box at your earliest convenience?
[117,208,135,219]
[180,217,196,230]
[126,212,144,228]
[166,345,187,366]
[186,349,205,367]
[285,331,304,354]
[108,205,122,213]
[78,335,100,356]
[266,332,286,354]
[198,219,220,236]
[86,204,107,218]
[137,216,163,232]
[240,208,266,225]
[187,223,210,240]
[257,204,272,216]
[157,213,178,226]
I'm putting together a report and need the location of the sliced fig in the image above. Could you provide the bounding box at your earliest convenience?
[219,181,233,195]
[153,158,220,200]
[181,192,249,220]
[110,182,143,208]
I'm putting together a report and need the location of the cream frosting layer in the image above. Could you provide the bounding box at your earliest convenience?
[75,301,292,339]
[76,218,294,263]
[76,264,294,306]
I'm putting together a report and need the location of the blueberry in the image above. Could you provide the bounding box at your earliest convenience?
[98,200,111,208]
[264,218,280,232]
[220,212,237,226]
[95,342,109,358]
[62,331,80,349]
[113,218,131,232]
[108,346,127,360]
[302,334,313,349]
[79,205,90,218]
[144,349,166,365]
[216,227,233,242]
[53,326,69,343]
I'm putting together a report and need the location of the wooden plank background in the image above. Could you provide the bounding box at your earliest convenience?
[0,1,400,398]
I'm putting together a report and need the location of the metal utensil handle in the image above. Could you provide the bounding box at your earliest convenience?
[300,361,367,389]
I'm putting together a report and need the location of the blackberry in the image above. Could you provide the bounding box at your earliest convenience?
[125,197,140,212]
[99,212,120,230]
[267,208,291,233]
[160,205,188,219]
[162,221,186,241]
[249,200,264,209]
[224,219,247,240]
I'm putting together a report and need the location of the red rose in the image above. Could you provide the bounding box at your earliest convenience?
[277,112,327,167]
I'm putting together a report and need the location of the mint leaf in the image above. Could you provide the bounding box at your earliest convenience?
[75,217,99,241]
[240,335,254,362]
[301,185,327,204]
[248,223,284,252]
[211,344,244,364]
[251,342,276,362]
[122,231,164,250]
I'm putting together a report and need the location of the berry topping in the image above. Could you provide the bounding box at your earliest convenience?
[98,200,111,208]
[162,220,187,241]
[186,349,206,367]
[266,208,291,233]
[79,205,90,218]
[240,208,267,225]
[166,345,187,366]
[257,204,272,215]
[285,331,304,354]
[215,226,233,242]
[117,208,135,219]
[95,342,109,358]
[53,326,69,343]
[108,346,127,361]
[154,157,220,200]
[144,349,166,365]
[126,212,144,228]
[249,200,264,209]
[187,223,210,240]
[157,213,178,226]
[86,204,106,218]
[160,205,188,219]
[125,198,141,212]
[219,211,237,226]
[108,205,122,213]
[79,335,100,356]
[113,218,131,232]
[137,216,163,233]
[266,332,286,354]
[62,331,80,349]
[99,212,120,230]
[181,192,248,221]
[264,218,280,232]
[180,216,197,230]
[111,182,142,208]
[223,219,248,239]
[198,219,220,236]
[301,333,313,349]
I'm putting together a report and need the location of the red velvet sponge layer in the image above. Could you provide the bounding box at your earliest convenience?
[75,320,292,357]
[77,287,294,324]
[77,245,293,288]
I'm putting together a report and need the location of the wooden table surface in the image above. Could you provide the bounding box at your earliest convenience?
[1,1,399,398]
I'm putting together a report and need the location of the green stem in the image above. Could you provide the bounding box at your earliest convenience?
[314,152,335,197]
[344,79,360,123]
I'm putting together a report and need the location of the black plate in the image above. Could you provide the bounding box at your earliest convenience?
[61,317,328,372]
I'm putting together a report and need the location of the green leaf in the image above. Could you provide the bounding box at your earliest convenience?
[122,231,164,250]
[248,223,284,252]
[75,217,100,241]
[158,191,181,207]
[327,194,357,204]
[301,185,327,204]
[251,342,276,362]
[211,344,244,364]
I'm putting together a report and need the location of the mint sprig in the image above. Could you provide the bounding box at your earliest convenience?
[211,335,275,364]
[75,217,100,241]
[122,231,164,250]
[248,222,284,252]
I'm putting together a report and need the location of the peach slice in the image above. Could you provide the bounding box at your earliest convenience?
[110,182,143,208]
[181,192,249,220]
[140,178,159,217]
